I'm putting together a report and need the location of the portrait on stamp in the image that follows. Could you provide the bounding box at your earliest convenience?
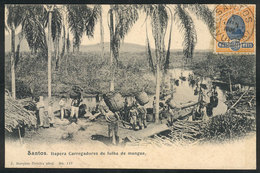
[214,4,255,54]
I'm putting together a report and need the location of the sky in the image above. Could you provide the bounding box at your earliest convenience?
[81,5,214,50]
[5,4,215,50]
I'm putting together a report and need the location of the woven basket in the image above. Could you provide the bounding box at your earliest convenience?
[103,92,125,112]
[135,91,149,106]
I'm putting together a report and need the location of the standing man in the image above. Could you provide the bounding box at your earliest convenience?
[166,104,175,126]
[129,105,139,131]
[59,96,66,120]
[71,96,82,122]
[48,100,55,127]
[123,97,129,122]
[95,93,100,113]
[36,96,45,127]
[136,103,147,129]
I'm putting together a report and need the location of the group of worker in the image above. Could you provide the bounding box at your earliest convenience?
[36,94,83,128]
[193,86,219,121]
[35,85,219,145]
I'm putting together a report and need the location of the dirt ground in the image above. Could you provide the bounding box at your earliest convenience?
[6,112,161,147]
[22,116,127,146]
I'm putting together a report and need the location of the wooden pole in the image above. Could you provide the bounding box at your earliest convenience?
[11,27,16,99]
[18,127,23,144]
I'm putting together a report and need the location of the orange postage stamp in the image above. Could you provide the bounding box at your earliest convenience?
[214,4,255,54]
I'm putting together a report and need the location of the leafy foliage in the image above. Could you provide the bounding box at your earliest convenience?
[21,5,48,57]
[109,5,139,64]
[67,5,99,52]
[202,114,256,141]
[192,53,256,86]
[174,5,197,59]
[141,4,171,73]
[184,4,215,36]
[6,5,24,29]
[51,8,62,42]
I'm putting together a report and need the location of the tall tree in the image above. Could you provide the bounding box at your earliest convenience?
[99,5,104,59]
[6,5,25,99]
[44,5,54,99]
[108,5,139,91]
[142,4,214,123]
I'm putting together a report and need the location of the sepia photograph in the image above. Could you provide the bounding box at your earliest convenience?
[4,4,256,169]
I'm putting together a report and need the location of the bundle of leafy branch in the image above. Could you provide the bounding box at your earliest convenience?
[5,90,37,132]
[201,113,256,142]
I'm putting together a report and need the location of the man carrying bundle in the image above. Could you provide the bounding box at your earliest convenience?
[100,107,120,145]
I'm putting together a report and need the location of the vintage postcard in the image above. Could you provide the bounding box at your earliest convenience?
[4,4,256,169]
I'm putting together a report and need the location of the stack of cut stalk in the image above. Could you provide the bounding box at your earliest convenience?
[226,89,256,116]
[126,120,207,146]
[169,120,207,141]
[127,112,255,146]
[5,90,37,132]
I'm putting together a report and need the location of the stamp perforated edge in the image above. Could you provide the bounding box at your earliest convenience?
[213,4,256,55]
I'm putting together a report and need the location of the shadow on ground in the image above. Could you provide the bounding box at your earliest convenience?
[91,134,112,146]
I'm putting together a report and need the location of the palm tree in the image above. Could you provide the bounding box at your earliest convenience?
[108,5,139,91]
[19,5,101,98]
[43,5,54,99]
[21,5,48,56]
[99,5,104,60]
[6,5,25,99]
[67,5,100,53]
[142,4,214,123]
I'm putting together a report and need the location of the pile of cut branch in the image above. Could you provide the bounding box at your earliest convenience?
[5,90,37,132]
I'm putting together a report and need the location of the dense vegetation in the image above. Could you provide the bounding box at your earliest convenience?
[5,50,255,99]
[5,51,156,98]
[192,53,256,86]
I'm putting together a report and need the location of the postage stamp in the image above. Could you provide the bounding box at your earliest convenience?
[214,4,255,54]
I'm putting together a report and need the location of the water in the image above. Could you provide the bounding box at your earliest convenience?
[144,68,227,116]
[166,68,227,116]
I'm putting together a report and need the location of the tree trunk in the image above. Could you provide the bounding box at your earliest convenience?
[15,32,23,67]
[100,9,104,60]
[15,42,20,67]
[154,8,163,123]
[47,11,53,99]
[155,62,160,123]
[66,31,70,54]
[11,28,16,99]
[55,34,60,70]
[109,8,115,92]
[59,24,66,70]
[228,72,232,93]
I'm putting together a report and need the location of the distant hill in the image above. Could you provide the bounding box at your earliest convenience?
[5,34,211,53]
[79,42,151,53]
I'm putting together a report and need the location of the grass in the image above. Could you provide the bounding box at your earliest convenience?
[5,50,209,98]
